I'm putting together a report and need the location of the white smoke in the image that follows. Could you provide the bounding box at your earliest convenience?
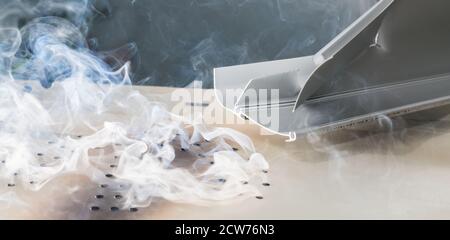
[0,0,269,209]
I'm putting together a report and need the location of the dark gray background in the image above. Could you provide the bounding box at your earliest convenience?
[87,0,376,88]
[0,0,376,88]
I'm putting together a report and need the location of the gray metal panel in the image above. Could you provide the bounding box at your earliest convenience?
[294,0,394,108]
[242,74,450,135]
[214,0,450,138]
[313,0,450,98]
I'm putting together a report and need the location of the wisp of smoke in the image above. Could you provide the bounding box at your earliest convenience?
[0,0,269,209]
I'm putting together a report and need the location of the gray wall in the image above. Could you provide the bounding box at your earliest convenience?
[88,0,377,88]
[0,0,377,88]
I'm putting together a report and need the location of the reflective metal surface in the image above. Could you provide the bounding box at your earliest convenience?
[214,0,450,139]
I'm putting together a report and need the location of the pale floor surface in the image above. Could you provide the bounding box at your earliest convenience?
[2,85,450,219]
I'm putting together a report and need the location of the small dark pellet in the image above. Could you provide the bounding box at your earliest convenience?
[90,206,100,211]
[110,164,117,168]
[95,195,104,199]
[262,183,271,187]
[242,181,249,185]
[262,170,269,174]
[180,148,187,152]
[129,208,139,212]
[37,153,44,157]
[105,174,114,178]
[193,143,201,147]
[256,196,264,200]
[210,161,215,165]
[100,184,108,188]
[232,147,239,151]
[110,207,120,212]
[218,178,227,183]
[114,195,123,200]
[7,183,15,187]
